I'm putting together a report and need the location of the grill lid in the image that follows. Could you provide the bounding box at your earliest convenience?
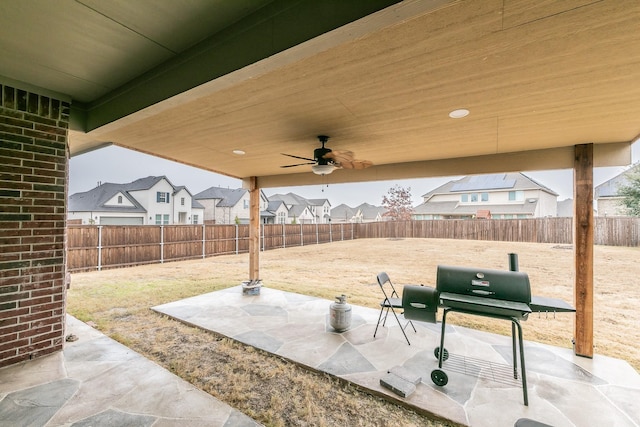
[436,265,532,304]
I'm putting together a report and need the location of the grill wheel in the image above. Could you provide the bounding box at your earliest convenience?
[431,369,448,386]
[434,347,449,361]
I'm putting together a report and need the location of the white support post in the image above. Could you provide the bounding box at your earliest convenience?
[160,225,164,263]
[202,223,206,259]
[97,225,102,271]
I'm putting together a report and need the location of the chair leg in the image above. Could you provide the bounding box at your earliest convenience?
[390,307,411,345]
[374,306,386,338]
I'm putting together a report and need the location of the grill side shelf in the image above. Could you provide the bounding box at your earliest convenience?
[529,296,575,313]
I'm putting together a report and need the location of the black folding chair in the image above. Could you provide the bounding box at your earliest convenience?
[373,272,416,345]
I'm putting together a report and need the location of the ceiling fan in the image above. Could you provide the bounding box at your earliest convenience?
[281,135,373,175]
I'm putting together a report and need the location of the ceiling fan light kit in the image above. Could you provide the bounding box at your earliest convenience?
[311,164,335,175]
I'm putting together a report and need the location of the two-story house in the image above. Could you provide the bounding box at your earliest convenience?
[194,187,270,224]
[330,203,386,223]
[266,200,289,224]
[68,176,204,225]
[267,193,331,224]
[413,173,558,220]
[595,163,640,216]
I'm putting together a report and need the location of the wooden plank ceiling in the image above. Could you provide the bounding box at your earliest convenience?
[69,0,640,187]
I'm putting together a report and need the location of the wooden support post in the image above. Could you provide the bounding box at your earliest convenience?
[573,144,594,358]
[248,176,260,281]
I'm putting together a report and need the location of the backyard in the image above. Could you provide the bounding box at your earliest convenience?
[67,238,640,426]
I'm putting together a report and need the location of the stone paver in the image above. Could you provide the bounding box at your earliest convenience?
[154,286,640,427]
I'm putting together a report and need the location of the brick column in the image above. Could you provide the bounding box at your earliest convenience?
[0,84,69,368]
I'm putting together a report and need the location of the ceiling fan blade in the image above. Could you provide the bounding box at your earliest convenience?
[351,159,373,169]
[337,159,373,169]
[282,153,315,162]
[281,162,315,168]
[324,150,354,164]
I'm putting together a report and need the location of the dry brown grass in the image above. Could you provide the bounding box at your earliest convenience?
[68,238,640,426]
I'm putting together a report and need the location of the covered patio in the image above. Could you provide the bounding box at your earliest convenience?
[2,0,640,424]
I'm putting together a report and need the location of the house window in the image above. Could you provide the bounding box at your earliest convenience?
[481,192,489,202]
[508,191,524,201]
[117,195,122,204]
[157,192,170,203]
[192,215,198,224]
[181,197,185,206]
[243,199,249,209]
[155,214,170,225]
[470,193,478,202]
[461,194,468,202]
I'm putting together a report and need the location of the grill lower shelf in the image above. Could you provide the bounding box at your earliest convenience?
[439,353,522,387]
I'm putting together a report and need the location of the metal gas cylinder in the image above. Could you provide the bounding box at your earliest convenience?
[330,294,352,332]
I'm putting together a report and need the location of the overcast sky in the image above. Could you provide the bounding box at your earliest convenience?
[69,142,640,207]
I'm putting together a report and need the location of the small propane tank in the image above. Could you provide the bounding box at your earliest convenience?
[330,294,352,332]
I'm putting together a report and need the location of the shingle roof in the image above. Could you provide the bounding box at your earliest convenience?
[421,172,558,199]
[69,183,146,212]
[194,187,247,207]
[267,200,286,211]
[595,163,640,198]
[308,198,330,207]
[330,204,356,221]
[268,193,308,206]
[413,200,538,215]
[356,203,386,219]
[68,176,194,212]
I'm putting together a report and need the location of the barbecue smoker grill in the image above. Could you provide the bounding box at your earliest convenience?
[402,263,574,406]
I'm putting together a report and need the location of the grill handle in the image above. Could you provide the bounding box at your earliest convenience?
[469,289,496,296]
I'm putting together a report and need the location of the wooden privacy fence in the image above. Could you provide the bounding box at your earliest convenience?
[67,223,356,272]
[67,217,640,272]
[355,218,574,243]
[354,217,640,246]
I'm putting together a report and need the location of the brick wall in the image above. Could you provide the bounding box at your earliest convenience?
[0,84,69,368]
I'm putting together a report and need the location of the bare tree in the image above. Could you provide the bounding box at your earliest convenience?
[381,185,414,220]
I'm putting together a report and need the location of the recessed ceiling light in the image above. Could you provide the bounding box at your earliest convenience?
[449,109,470,119]
[232,149,245,155]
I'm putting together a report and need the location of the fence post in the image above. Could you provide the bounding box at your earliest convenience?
[160,225,164,264]
[329,223,332,242]
[300,223,304,246]
[202,223,206,259]
[341,223,344,241]
[235,224,239,255]
[261,223,265,252]
[282,223,286,249]
[97,225,102,271]
[316,222,319,244]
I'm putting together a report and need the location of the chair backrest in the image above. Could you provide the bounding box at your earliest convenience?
[376,271,399,300]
